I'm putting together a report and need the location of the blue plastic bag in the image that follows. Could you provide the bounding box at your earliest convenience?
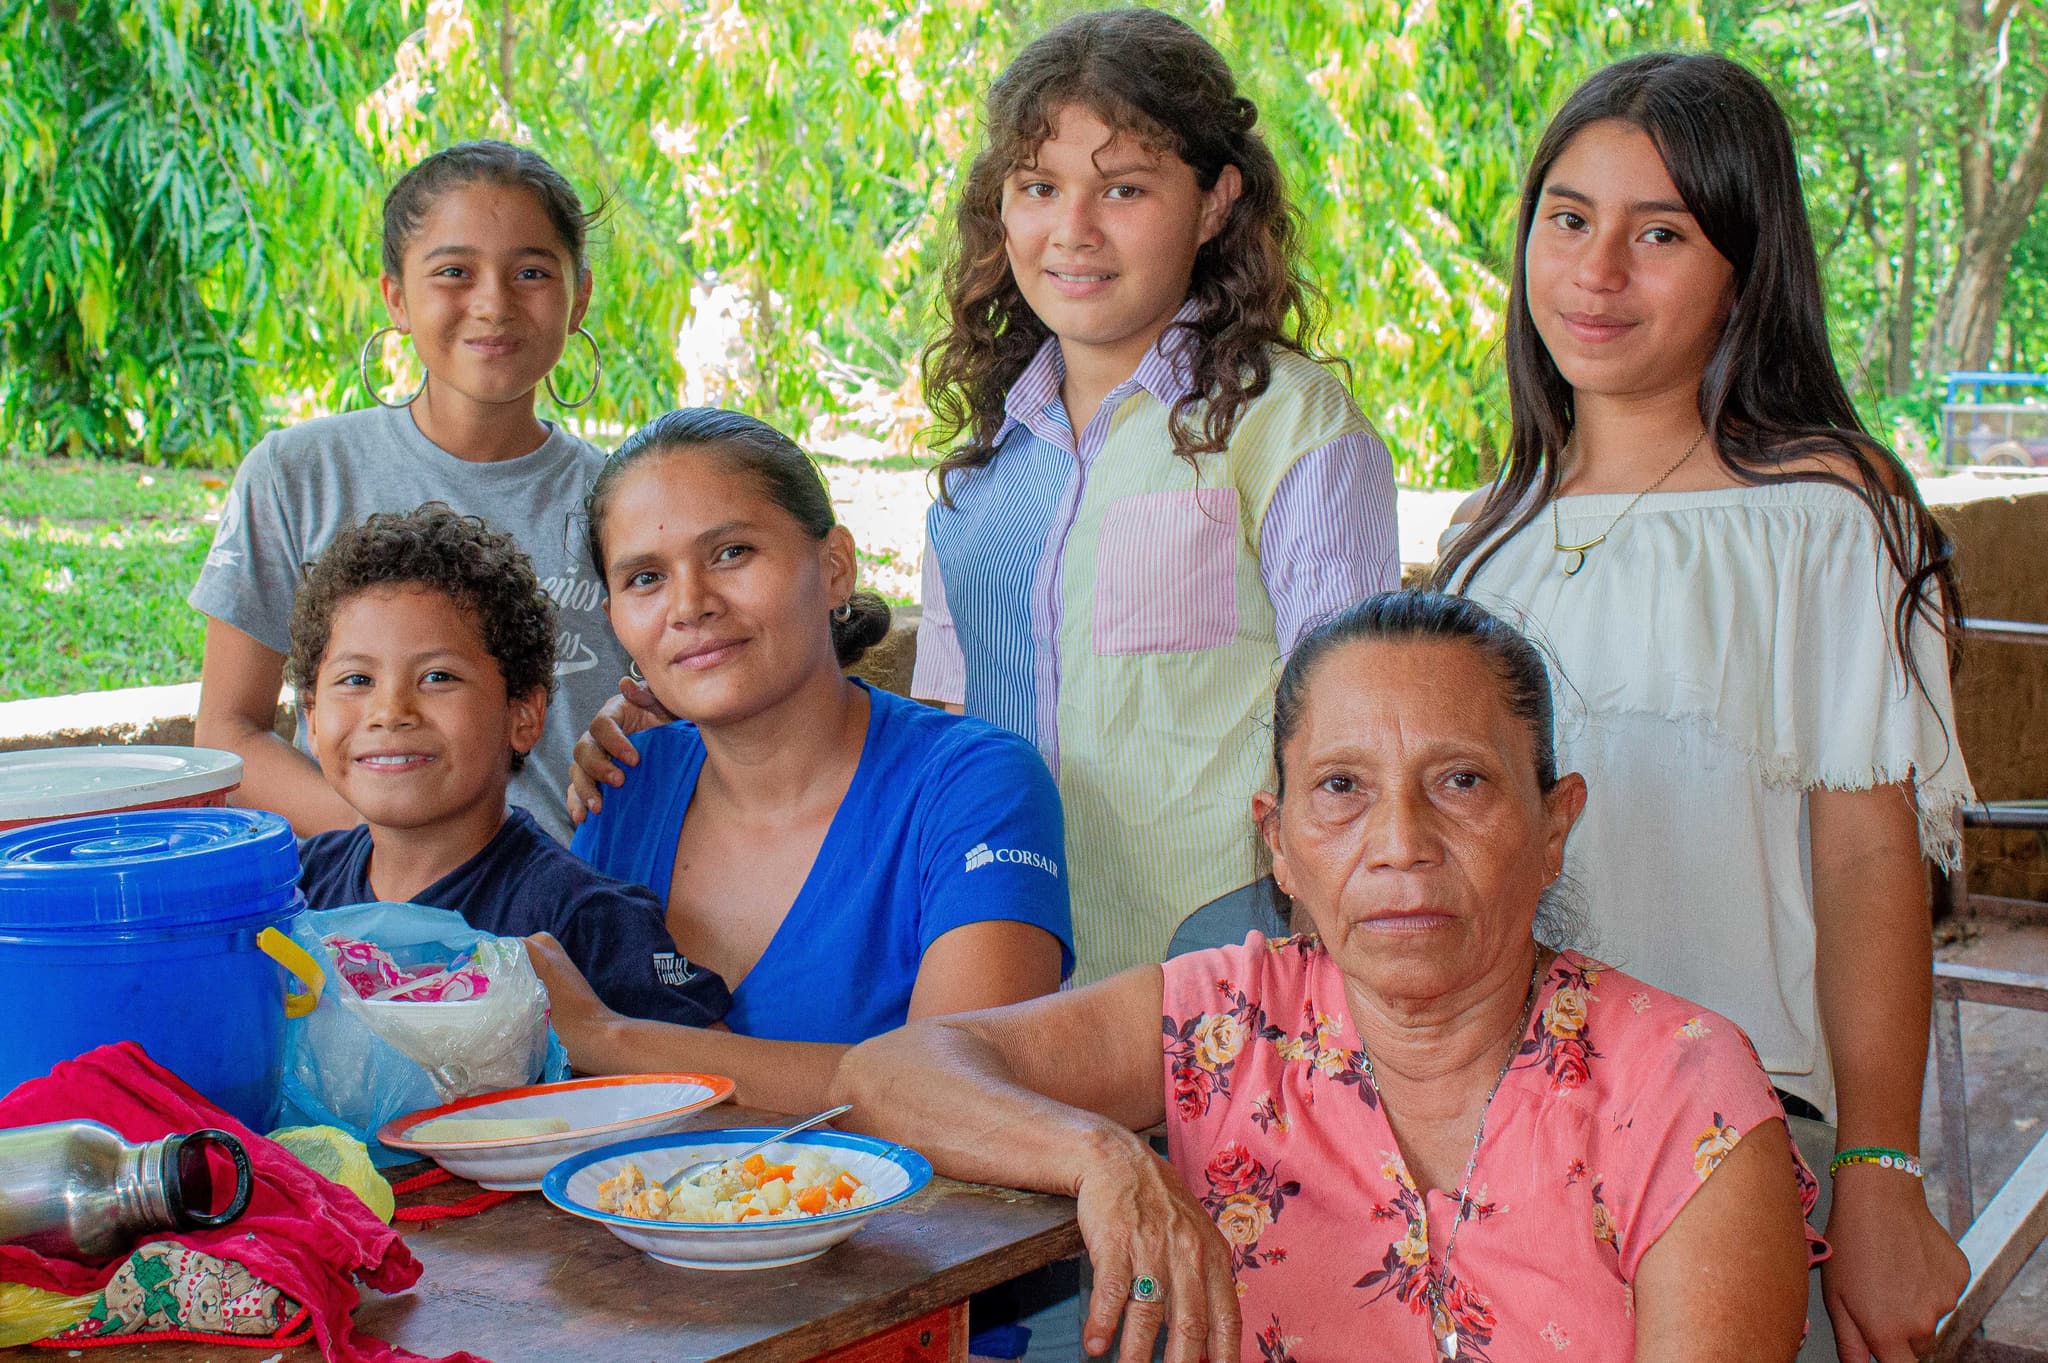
[278,903,569,1166]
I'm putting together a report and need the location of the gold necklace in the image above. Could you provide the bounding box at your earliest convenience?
[1550,428,1708,576]
[1357,954,1546,1361]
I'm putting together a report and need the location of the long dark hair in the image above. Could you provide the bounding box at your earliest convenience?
[924,7,1327,501]
[583,408,892,668]
[1434,52,1959,686]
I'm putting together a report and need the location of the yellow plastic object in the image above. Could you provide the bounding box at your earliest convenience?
[268,1125,395,1223]
[0,1281,98,1348]
[258,926,325,1018]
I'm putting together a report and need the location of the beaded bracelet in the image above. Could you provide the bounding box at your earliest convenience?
[1828,1146,1923,1179]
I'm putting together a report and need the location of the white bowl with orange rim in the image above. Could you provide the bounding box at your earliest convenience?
[378,1073,735,1190]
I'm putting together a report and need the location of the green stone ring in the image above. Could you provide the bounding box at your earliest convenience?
[1129,1275,1164,1303]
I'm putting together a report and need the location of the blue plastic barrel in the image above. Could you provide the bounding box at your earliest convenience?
[0,808,309,1130]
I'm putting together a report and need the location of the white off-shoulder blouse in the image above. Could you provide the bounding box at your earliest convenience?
[1446,481,1973,1115]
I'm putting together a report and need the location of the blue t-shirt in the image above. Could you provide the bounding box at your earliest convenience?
[298,807,730,1028]
[570,682,1074,1043]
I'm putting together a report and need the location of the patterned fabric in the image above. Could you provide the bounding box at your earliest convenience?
[1161,934,1820,1362]
[915,310,1398,983]
[61,1243,298,1340]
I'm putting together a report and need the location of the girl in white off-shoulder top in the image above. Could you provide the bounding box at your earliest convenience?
[1437,54,1969,1363]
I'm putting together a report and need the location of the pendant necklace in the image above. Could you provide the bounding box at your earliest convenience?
[1358,955,1546,1362]
[1551,428,1708,576]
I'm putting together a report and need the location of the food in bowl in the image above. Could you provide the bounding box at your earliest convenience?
[597,1147,873,1222]
[544,1128,933,1270]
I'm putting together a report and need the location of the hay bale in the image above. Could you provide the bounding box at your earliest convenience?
[1937,488,2048,905]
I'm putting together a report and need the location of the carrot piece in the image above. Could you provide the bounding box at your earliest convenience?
[795,1186,829,1215]
[741,1153,767,1176]
[759,1162,797,1184]
[828,1173,862,1201]
[736,1205,764,1221]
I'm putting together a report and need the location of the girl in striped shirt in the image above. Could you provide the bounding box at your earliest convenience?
[911,8,1398,983]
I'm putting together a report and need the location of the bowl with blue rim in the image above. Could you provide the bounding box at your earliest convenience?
[541,1126,932,1270]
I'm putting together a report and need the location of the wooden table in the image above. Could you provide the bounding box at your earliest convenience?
[69,1106,1082,1363]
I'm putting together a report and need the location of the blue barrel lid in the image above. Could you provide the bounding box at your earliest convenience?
[0,808,301,938]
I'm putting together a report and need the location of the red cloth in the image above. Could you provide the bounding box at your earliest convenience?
[0,1042,488,1363]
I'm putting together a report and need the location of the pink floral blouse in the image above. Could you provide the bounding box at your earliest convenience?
[1160,935,1821,1362]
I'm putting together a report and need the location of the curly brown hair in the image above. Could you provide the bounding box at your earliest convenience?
[924,7,1329,500]
[287,504,557,770]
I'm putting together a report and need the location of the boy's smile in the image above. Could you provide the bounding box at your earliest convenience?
[305,584,545,855]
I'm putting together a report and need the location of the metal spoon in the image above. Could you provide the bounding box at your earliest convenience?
[659,1103,853,1198]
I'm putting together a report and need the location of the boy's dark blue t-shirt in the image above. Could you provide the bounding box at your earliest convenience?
[298,807,730,1028]
[570,681,1073,1044]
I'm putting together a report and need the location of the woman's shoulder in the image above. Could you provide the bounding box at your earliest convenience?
[630,718,705,764]
[1553,952,1772,1095]
[1161,931,1327,1011]
[869,685,1048,776]
[1256,348,1362,415]
[1222,349,1368,455]
[1463,479,1901,641]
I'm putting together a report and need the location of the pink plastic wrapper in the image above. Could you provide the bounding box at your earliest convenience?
[324,937,493,1003]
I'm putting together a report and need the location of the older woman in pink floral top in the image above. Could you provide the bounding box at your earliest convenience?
[838,592,1819,1363]
[1164,935,1816,1361]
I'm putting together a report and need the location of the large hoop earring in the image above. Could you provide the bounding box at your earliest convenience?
[546,326,603,409]
[358,326,425,408]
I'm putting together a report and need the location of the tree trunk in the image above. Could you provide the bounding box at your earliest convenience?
[1888,57,1922,395]
[498,0,516,112]
[1955,0,1991,232]
[1929,72,2048,371]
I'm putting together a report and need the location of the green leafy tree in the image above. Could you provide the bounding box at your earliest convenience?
[0,0,402,463]
[10,0,2043,481]
[1719,0,2048,448]
[352,0,1704,484]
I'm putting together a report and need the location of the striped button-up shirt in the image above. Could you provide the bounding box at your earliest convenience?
[914,317,1398,982]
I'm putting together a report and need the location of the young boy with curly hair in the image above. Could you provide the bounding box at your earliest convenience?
[286,503,729,1027]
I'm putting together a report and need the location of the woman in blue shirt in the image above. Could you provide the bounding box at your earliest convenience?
[531,408,1073,1114]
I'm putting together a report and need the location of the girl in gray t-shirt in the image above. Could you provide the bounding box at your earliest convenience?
[190,140,626,842]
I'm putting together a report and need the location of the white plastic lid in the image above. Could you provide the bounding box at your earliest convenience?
[0,746,244,821]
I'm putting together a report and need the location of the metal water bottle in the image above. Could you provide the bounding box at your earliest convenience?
[0,1120,253,1258]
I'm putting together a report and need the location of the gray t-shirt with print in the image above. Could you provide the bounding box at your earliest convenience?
[188,404,627,842]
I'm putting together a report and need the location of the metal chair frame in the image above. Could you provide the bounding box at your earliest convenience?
[1929,618,2048,1361]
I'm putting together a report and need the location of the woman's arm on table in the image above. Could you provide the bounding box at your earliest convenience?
[195,617,357,834]
[1810,783,1969,1363]
[526,932,843,1115]
[1632,1117,1809,1362]
[833,969,1239,1363]
[526,917,1060,1115]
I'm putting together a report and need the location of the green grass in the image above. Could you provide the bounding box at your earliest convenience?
[0,458,225,701]
[0,455,919,702]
